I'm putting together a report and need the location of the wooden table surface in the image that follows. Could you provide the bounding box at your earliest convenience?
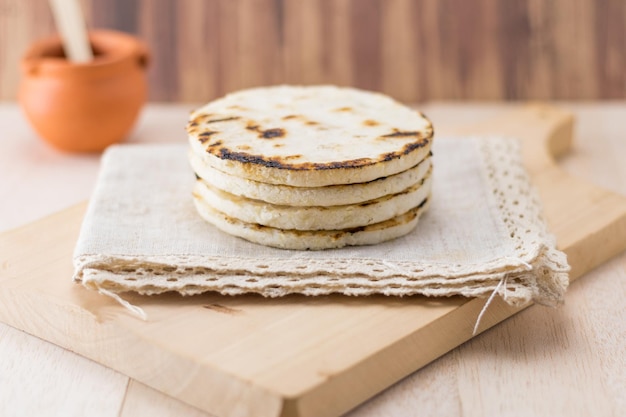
[0,102,624,417]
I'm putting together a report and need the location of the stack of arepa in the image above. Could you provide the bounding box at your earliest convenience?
[186,86,434,250]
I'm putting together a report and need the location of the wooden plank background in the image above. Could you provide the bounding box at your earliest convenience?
[1,0,624,102]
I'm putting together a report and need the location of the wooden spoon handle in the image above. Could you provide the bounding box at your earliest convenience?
[49,0,93,62]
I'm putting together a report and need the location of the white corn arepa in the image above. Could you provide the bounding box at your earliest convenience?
[193,169,432,230]
[192,195,431,250]
[187,85,433,187]
[190,152,432,206]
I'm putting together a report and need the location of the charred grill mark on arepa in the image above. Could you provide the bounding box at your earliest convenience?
[195,113,214,120]
[281,114,320,126]
[213,145,384,171]
[378,122,434,139]
[261,128,286,139]
[186,114,240,133]
[245,122,260,131]
[244,121,287,139]
[186,121,200,134]
[217,149,291,169]
[207,135,431,171]
[198,131,217,143]
[381,130,421,138]
[363,119,380,127]
[205,116,241,124]
[379,137,431,161]
[188,113,214,125]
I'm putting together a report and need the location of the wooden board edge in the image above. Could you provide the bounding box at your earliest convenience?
[283,296,525,417]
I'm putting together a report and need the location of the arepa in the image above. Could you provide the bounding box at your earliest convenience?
[190,152,432,206]
[193,170,432,230]
[187,85,433,187]
[187,85,434,249]
[192,195,431,250]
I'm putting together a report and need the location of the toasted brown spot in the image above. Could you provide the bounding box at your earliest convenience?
[273,143,284,148]
[283,154,303,160]
[237,144,251,150]
[207,140,223,148]
[282,114,298,120]
[403,210,418,223]
[306,120,319,126]
[261,128,286,139]
[227,105,248,110]
[394,186,414,197]
[198,131,217,143]
[246,123,260,131]
[363,119,379,127]
[186,120,202,133]
[189,113,216,125]
[334,107,353,112]
[343,225,367,234]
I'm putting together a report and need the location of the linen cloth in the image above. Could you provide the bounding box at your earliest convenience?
[73,137,569,307]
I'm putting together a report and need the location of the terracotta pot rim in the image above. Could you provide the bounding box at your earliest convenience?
[21,29,148,77]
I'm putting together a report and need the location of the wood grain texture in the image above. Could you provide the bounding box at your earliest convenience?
[1,0,624,102]
[0,316,128,417]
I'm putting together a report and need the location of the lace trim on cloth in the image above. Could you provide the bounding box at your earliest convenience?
[73,138,569,307]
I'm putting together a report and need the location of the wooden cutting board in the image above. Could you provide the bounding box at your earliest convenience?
[1,105,625,417]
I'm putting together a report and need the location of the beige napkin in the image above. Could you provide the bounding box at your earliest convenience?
[73,137,569,307]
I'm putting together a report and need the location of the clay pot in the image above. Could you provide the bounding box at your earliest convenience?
[19,30,149,152]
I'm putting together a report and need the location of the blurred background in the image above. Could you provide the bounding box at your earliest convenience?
[1,0,624,103]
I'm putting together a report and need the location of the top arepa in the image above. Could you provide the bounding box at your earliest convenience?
[187,85,433,187]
